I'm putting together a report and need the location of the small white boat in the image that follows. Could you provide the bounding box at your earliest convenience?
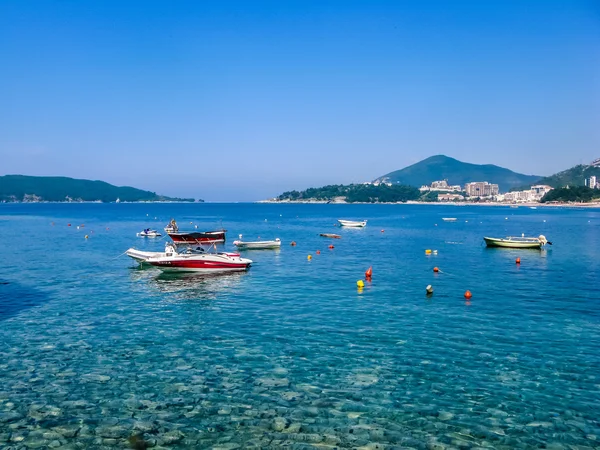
[137,229,162,237]
[483,235,551,249]
[442,218,457,222]
[338,219,367,227]
[126,248,166,263]
[233,235,281,250]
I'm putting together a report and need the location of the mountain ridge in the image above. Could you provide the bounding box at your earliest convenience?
[0,175,198,203]
[376,155,541,192]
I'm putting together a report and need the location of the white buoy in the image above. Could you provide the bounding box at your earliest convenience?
[426,285,433,294]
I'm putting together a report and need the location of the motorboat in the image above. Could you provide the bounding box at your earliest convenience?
[320,233,341,238]
[483,235,551,249]
[233,235,281,250]
[137,229,162,237]
[442,218,457,222]
[338,219,367,227]
[168,229,227,245]
[146,244,252,273]
[164,218,179,232]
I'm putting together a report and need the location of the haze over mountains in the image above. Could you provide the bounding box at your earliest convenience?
[376,155,541,192]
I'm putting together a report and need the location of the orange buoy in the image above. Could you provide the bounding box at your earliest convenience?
[290,241,296,246]
[316,250,321,255]
[365,266,373,278]
[464,290,472,299]
[80,224,85,228]
[516,257,521,264]
[381,229,385,233]
[433,267,439,273]
[328,245,334,249]
[67,223,71,227]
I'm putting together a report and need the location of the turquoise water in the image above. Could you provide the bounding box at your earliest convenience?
[1,203,599,449]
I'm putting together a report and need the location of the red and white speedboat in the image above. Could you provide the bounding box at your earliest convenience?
[167,229,227,245]
[146,244,252,273]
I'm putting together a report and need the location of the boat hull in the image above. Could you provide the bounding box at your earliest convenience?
[126,248,165,263]
[483,237,542,249]
[233,240,281,250]
[320,233,341,239]
[338,220,367,227]
[168,230,226,244]
[148,253,252,273]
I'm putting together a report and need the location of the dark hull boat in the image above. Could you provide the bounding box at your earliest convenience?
[168,230,227,245]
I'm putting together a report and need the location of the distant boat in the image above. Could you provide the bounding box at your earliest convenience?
[137,229,161,237]
[233,235,281,250]
[442,218,457,222]
[483,235,551,249]
[338,219,367,227]
[320,233,341,239]
[510,205,519,208]
[530,206,537,210]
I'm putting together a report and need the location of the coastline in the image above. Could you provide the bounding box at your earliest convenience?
[257,199,600,208]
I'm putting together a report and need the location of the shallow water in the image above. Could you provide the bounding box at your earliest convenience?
[0,203,599,449]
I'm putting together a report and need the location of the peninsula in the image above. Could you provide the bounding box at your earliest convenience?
[0,175,199,203]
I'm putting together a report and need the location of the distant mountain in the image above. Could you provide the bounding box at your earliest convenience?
[376,155,541,192]
[0,175,198,203]
[531,163,600,188]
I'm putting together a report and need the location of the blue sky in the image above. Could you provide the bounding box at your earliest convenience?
[1,0,599,201]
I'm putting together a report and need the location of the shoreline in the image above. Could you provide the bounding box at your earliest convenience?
[257,200,600,208]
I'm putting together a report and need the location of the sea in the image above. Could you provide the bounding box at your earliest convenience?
[0,203,599,449]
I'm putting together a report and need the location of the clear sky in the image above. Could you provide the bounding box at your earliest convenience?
[1,0,599,201]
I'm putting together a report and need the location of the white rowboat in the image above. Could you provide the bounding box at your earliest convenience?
[338,219,367,227]
[233,236,281,250]
[483,235,550,249]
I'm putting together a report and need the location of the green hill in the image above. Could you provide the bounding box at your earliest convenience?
[0,175,197,203]
[377,155,541,192]
[532,164,600,188]
[277,183,420,203]
[541,186,600,203]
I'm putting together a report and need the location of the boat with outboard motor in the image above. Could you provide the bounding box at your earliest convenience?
[233,235,281,250]
[338,219,367,227]
[137,229,162,237]
[146,243,252,273]
[483,234,551,249]
[320,233,341,239]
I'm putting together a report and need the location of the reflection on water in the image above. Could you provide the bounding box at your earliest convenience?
[128,267,247,300]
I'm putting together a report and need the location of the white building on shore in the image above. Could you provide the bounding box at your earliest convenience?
[419,180,462,192]
[585,176,597,189]
[503,185,553,203]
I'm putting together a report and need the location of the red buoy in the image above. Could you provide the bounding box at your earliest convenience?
[464,290,472,299]
[433,267,439,273]
[365,266,373,278]
[516,257,521,264]
[290,241,296,246]
[328,245,334,249]
[316,250,321,255]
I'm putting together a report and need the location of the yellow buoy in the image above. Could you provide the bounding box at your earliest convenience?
[85,235,89,239]
[425,249,432,254]
[307,255,312,260]
[357,280,365,288]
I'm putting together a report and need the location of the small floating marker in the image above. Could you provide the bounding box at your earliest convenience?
[290,241,296,246]
[190,221,193,224]
[505,217,508,220]
[516,257,521,264]
[426,285,433,295]
[106,227,109,230]
[435,224,438,226]
[381,229,385,233]
[357,280,365,288]
[265,219,268,222]
[365,266,373,278]
[316,250,321,255]
[433,250,438,255]
[84,235,89,239]
[464,290,472,299]
[77,226,80,230]
[307,255,312,260]
[67,223,71,227]
[465,220,468,223]
[543,220,546,223]
[433,267,439,273]
[328,245,334,249]
[146,214,149,216]
[425,249,432,255]
[195,225,198,229]
[80,224,84,227]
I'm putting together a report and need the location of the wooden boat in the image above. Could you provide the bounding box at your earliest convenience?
[483,235,551,249]
[233,235,281,250]
[320,233,341,239]
[338,219,367,227]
